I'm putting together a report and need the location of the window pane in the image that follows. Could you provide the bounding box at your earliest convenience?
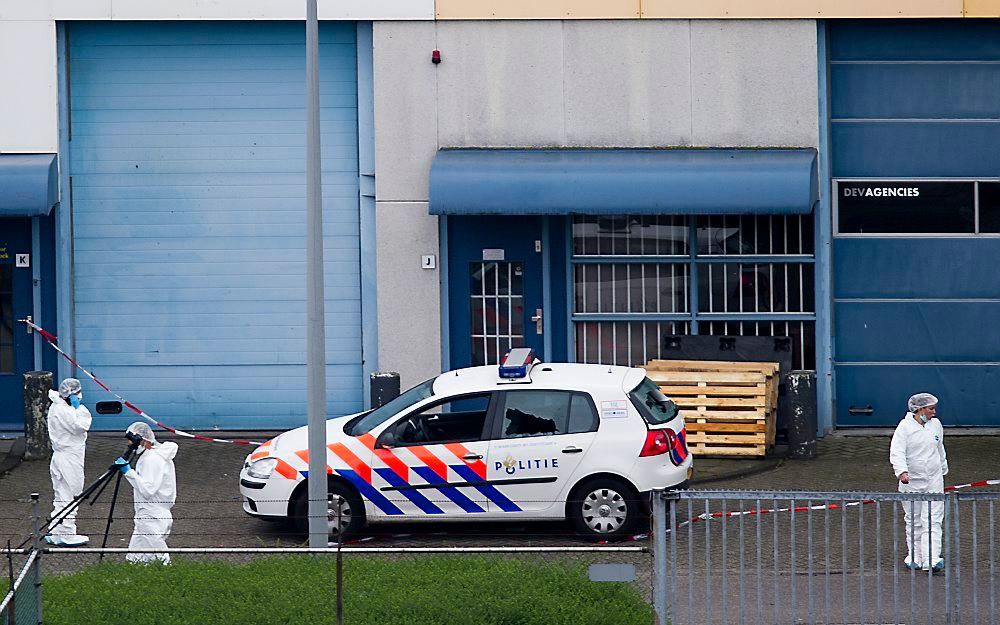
[568,394,599,433]
[574,263,688,314]
[837,181,975,234]
[576,321,691,366]
[697,263,814,314]
[470,262,524,366]
[500,390,570,438]
[979,182,1000,233]
[400,394,491,445]
[697,214,814,255]
[0,264,12,374]
[572,216,688,256]
[0,344,11,373]
[628,378,681,425]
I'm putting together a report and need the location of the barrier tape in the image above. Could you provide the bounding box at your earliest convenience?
[18,318,263,447]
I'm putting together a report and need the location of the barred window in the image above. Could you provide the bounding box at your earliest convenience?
[572,215,816,370]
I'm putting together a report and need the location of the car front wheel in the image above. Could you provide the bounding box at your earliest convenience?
[293,479,366,541]
[569,478,640,541]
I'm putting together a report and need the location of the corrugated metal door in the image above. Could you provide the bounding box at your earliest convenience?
[830,21,1000,427]
[68,22,362,430]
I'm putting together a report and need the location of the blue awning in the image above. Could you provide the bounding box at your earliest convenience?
[0,154,59,217]
[429,148,818,216]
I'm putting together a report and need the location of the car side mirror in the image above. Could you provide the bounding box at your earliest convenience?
[376,429,397,449]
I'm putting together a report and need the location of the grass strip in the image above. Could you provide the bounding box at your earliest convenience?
[43,554,653,625]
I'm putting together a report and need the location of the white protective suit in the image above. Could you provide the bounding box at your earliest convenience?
[46,389,92,544]
[124,441,178,564]
[889,413,948,570]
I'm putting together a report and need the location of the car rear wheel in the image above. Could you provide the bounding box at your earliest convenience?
[569,478,640,541]
[293,480,366,541]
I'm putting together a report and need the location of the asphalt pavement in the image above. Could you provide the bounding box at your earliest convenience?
[2,432,998,549]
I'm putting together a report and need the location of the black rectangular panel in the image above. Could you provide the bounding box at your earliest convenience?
[837,181,975,234]
[978,182,1000,233]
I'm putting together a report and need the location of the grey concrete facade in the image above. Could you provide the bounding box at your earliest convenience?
[373,19,819,387]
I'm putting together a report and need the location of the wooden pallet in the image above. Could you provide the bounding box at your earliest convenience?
[644,360,780,457]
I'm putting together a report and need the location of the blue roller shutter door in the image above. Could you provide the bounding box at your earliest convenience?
[69,22,362,430]
[831,22,1000,426]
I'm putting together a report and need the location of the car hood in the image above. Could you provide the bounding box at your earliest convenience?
[265,411,364,456]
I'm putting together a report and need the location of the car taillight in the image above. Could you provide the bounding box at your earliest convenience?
[640,429,675,457]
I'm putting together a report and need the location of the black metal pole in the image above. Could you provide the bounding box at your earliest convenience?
[19,465,117,548]
[99,471,126,561]
[336,496,344,625]
[6,539,14,625]
[18,440,140,548]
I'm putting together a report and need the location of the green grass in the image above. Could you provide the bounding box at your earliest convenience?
[43,555,653,625]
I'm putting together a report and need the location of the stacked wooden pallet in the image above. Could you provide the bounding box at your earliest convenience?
[643,359,780,457]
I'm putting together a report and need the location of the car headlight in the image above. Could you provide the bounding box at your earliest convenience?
[247,457,279,480]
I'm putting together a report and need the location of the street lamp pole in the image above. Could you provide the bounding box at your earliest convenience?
[305,0,328,549]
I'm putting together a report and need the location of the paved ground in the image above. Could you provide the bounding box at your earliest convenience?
[1,432,998,549]
[3,432,999,624]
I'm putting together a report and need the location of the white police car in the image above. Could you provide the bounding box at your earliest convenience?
[239,349,692,540]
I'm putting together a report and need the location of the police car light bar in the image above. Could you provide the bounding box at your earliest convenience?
[498,348,537,380]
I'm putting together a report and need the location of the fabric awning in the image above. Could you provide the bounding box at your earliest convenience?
[0,154,59,217]
[429,148,818,216]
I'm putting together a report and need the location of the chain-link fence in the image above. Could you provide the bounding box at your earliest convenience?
[1,549,38,625]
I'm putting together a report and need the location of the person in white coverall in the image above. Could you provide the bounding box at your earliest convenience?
[114,422,177,564]
[889,392,948,572]
[45,378,92,546]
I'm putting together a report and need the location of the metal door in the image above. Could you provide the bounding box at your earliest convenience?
[448,216,545,368]
[68,22,363,429]
[0,219,33,432]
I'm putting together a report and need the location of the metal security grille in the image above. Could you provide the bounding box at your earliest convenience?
[470,261,525,366]
[652,489,1000,625]
[572,215,816,369]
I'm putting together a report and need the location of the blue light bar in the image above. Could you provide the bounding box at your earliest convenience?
[499,348,536,379]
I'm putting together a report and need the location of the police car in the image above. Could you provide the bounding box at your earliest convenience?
[239,349,692,540]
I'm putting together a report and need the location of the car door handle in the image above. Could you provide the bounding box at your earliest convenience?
[848,405,874,415]
[462,453,483,461]
[561,447,584,454]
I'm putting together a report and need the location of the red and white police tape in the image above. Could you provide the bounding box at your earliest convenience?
[610,477,1000,542]
[19,317,1000,506]
[19,318,263,446]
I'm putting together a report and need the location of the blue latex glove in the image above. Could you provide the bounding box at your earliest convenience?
[114,457,130,475]
[70,394,81,409]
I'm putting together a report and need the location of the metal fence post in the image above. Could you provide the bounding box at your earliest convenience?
[336,496,344,625]
[5,540,14,625]
[30,493,42,625]
[652,489,675,625]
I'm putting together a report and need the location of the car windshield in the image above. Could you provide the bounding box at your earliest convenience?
[345,378,436,436]
[628,377,680,425]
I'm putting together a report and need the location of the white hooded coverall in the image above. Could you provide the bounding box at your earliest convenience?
[124,441,178,564]
[889,413,948,569]
[46,389,92,542]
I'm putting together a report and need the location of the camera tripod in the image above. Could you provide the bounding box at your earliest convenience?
[20,433,143,555]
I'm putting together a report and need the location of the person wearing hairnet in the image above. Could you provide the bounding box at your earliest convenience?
[113,422,178,564]
[44,378,92,546]
[889,392,948,572]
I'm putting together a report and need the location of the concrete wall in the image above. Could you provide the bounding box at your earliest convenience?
[0,20,57,151]
[373,19,819,387]
[0,0,432,153]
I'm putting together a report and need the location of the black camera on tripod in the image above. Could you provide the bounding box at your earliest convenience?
[125,430,144,446]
